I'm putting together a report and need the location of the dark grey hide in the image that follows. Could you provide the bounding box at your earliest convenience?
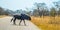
[11,14,31,25]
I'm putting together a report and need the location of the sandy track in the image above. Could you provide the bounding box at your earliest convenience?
[0,17,41,30]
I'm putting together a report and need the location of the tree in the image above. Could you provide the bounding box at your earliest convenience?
[50,7,56,20]
[5,9,15,15]
[0,7,5,15]
[53,1,60,16]
[58,8,60,16]
[33,2,48,17]
[0,7,11,15]
[33,9,39,16]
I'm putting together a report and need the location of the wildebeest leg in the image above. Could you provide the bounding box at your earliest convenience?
[23,20,26,26]
[11,18,13,22]
[13,18,16,25]
[19,20,22,25]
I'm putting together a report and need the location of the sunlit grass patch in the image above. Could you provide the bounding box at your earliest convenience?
[38,24,60,30]
[0,15,6,18]
[31,16,60,30]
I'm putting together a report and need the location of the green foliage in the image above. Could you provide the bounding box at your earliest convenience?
[58,8,60,15]
[50,7,56,17]
[0,7,5,15]
[33,9,39,16]
[0,7,10,15]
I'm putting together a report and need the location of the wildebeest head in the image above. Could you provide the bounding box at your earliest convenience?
[25,16,31,20]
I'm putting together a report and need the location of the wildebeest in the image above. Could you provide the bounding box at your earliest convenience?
[11,14,31,25]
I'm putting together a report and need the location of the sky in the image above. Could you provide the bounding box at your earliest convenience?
[0,0,60,11]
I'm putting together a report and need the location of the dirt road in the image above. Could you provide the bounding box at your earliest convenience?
[0,17,41,30]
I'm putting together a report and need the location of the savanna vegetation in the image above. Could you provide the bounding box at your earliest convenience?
[0,1,60,30]
[31,16,60,30]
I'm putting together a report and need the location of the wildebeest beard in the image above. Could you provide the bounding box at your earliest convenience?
[11,14,31,25]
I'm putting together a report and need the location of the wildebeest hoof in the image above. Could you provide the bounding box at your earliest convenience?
[24,24,26,26]
[13,24,16,25]
[19,24,21,26]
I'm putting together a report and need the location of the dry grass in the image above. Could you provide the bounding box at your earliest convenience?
[0,15,6,18]
[31,16,60,30]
